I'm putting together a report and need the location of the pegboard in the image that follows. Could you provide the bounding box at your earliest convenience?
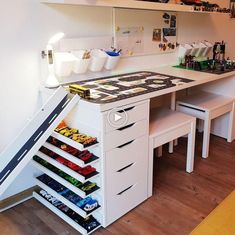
[113,8,178,57]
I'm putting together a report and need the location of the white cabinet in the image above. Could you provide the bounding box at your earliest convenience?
[31,97,150,233]
[32,118,103,234]
[102,100,150,226]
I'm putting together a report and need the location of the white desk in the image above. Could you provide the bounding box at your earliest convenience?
[33,66,235,233]
[67,66,235,225]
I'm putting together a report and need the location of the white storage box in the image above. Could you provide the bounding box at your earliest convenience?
[72,50,90,74]
[195,42,207,57]
[54,52,76,77]
[104,51,120,70]
[89,49,107,72]
[190,43,200,57]
[202,41,213,57]
[178,44,193,58]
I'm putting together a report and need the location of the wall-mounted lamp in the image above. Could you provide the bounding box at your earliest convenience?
[42,32,65,88]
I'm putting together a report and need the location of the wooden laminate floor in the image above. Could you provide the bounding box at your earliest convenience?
[1,134,235,235]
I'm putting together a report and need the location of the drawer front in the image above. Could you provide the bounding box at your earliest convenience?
[104,119,148,151]
[106,135,148,173]
[104,101,149,133]
[106,178,147,226]
[106,152,148,195]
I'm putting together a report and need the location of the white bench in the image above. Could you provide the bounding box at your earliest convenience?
[148,108,196,197]
[177,91,234,159]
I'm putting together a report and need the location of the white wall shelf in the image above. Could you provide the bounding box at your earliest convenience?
[40,0,230,14]
[51,131,99,152]
[31,160,100,198]
[43,142,99,167]
[36,151,99,183]
[41,0,194,12]
[33,192,101,235]
[35,178,101,218]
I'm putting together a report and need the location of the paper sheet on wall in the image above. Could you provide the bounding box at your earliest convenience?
[116,26,144,56]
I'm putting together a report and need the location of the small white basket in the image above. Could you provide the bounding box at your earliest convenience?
[104,51,120,70]
[202,41,213,57]
[54,52,76,77]
[190,43,200,57]
[178,44,193,58]
[89,49,107,72]
[72,50,90,74]
[195,42,207,57]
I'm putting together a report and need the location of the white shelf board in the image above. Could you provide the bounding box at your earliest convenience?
[51,131,99,152]
[37,151,99,183]
[41,0,194,12]
[43,142,99,168]
[33,192,101,235]
[31,160,99,198]
[35,178,101,218]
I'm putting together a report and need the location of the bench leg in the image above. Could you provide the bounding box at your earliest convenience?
[156,146,163,157]
[202,113,211,158]
[186,119,196,173]
[148,139,154,197]
[174,139,178,146]
[227,102,234,143]
[168,141,174,153]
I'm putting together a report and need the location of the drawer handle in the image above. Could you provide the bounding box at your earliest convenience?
[117,123,135,131]
[117,140,134,148]
[178,104,205,113]
[117,106,135,113]
[117,185,134,196]
[117,163,134,173]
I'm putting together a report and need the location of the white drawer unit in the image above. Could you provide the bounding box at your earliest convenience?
[104,101,149,133]
[31,117,103,234]
[106,178,148,226]
[22,89,150,233]
[103,100,150,226]
[104,119,148,151]
[105,135,148,173]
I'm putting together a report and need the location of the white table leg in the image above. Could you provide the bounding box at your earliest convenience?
[169,92,176,153]
[148,139,154,197]
[202,112,211,158]
[227,102,234,142]
[186,119,196,173]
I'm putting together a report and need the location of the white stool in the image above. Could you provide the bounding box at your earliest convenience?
[177,91,235,159]
[148,108,196,197]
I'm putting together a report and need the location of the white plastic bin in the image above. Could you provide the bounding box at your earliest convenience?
[178,44,193,58]
[54,52,76,77]
[195,42,207,57]
[89,49,107,72]
[72,50,90,74]
[190,43,200,57]
[203,41,213,57]
[104,51,120,70]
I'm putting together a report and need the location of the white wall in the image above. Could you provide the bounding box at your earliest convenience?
[0,0,234,199]
[0,0,112,200]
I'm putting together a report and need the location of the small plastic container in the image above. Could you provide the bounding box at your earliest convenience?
[190,43,200,57]
[202,41,213,57]
[89,49,107,72]
[178,44,193,58]
[72,50,90,74]
[104,51,120,70]
[54,52,76,77]
[195,42,207,57]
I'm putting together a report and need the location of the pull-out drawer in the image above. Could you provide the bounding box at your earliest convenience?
[106,178,148,226]
[106,156,148,195]
[104,101,149,133]
[105,135,148,174]
[104,119,148,151]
